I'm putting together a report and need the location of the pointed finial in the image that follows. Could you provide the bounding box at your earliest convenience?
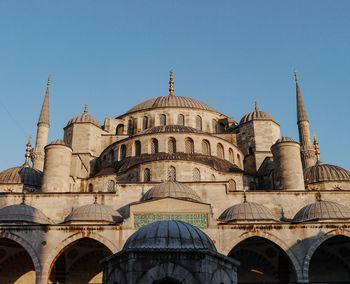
[47,75,51,87]
[254,101,259,112]
[83,104,88,114]
[243,189,247,203]
[169,70,175,96]
[294,71,298,83]
[313,133,321,164]
[94,195,98,204]
[315,190,322,202]
[21,192,26,205]
[23,136,32,168]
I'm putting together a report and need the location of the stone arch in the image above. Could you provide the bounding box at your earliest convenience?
[42,232,118,283]
[302,229,350,282]
[0,230,41,282]
[137,262,199,284]
[222,231,303,282]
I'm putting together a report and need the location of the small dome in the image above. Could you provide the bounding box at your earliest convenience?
[126,95,216,114]
[0,204,51,224]
[123,220,216,251]
[47,139,69,147]
[67,105,100,127]
[0,166,42,187]
[141,181,201,202]
[218,201,277,222]
[274,137,297,144]
[64,203,123,223]
[304,164,350,184]
[139,125,201,135]
[292,200,350,223]
[240,104,275,124]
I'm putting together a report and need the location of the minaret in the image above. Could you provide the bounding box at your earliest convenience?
[32,76,51,171]
[169,70,175,96]
[295,72,315,169]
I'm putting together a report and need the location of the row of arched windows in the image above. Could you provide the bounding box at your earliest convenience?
[143,166,202,182]
[115,138,241,166]
[121,114,221,134]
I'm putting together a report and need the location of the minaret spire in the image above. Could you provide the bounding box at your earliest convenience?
[313,133,321,164]
[294,72,315,169]
[169,70,175,96]
[32,76,51,171]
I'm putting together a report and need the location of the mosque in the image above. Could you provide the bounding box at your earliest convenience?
[0,71,349,284]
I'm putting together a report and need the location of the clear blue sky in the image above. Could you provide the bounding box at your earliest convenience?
[0,0,349,170]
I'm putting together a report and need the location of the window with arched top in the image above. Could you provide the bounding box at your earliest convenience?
[168,166,176,181]
[228,179,236,192]
[127,119,134,135]
[168,138,176,154]
[193,168,201,181]
[142,116,149,130]
[212,119,218,133]
[217,143,224,159]
[160,114,167,126]
[107,180,115,192]
[120,145,127,160]
[229,148,234,164]
[177,114,185,126]
[196,115,202,130]
[116,124,124,135]
[185,138,194,154]
[151,138,159,154]
[135,140,141,156]
[202,140,211,156]
[237,153,241,167]
[144,168,151,182]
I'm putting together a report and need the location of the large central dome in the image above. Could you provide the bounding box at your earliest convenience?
[126,95,216,114]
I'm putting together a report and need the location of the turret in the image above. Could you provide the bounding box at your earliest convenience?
[295,73,315,169]
[271,137,305,190]
[42,139,72,192]
[32,76,51,171]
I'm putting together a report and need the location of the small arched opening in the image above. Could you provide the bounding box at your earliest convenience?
[151,138,159,154]
[116,124,124,135]
[135,140,141,156]
[177,114,185,126]
[168,138,176,154]
[185,138,194,154]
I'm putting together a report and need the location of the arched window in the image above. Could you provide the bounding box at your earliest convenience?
[88,183,93,193]
[202,140,211,155]
[168,138,176,154]
[185,138,194,154]
[116,124,124,135]
[160,114,167,126]
[107,180,115,192]
[193,168,201,181]
[127,119,134,135]
[237,153,241,167]
[227,179,236,192]
[135,140,141,156]
[120,145,127,160]
[229,148,234,164]
[142,116,149,130]
[217,143,224,159]
[196,115,202,130]
[151,138,159,154]
[177,114,185,126]
[144,168,151,182]
[212,119,218,133]
[168,166,176,181]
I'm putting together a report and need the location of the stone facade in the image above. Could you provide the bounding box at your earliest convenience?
[0,73,349,284]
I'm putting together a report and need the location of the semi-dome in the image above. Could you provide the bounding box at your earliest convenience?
[218,201,277,222]
[139,125,201,135]
[141,181,201,202]
[0,166,42,187]
[126,95,216,114]
[240,103,275,124]
[64,203,123,223]
[304,164,350,184]
[123,220,216,251]
[0,204,51,224]
[67,105,100,127]
[292,200,350,223]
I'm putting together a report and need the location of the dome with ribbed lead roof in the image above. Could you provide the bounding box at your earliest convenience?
[292,199,350,223]
[240,103,276,124]
[141,181,201,202]
[0,166,42,187]
[123,220,216,251]
[0,204,51,224]
[67,105,100,127]
[304,163,350,184]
